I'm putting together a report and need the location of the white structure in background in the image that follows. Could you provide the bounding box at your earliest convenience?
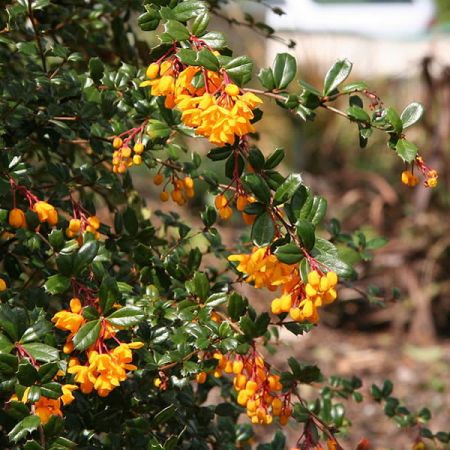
[263,0,450,77]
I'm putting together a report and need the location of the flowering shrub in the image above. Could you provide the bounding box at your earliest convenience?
[0,1,447,449]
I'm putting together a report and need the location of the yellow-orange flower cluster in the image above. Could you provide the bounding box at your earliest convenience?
[156,174,195,205]
[214,193,256,224]
[8,201,58,230]
[112,137,144,174]
[52,297,86,354]
[8,208,27,228]
[141,59,262,146]
[68,342,143,397]
[229,247,339,323]
[11,384,78,424]
[197,351,292,425]
[52,299,143,397]
[228,247,296,291]
[66,215,101,241]
[402,156,438,188]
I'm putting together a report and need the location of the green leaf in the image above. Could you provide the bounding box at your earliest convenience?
[89,57,104,83]
[251,212,275,247]
[154,404,176,425]
[107,307,144,327]
[172,0,207,22]
[248,147,265,171]
[0,333,13,353]
[17,361,39,386]
[207,147,232,161]
[0,353,18,375]
[147,119,171,140]
[401,102,424,129]
[21,343,59,362]
[72,320,101,351]
[296,219,315,251]
[40,382,62,400]
[258,68,275,90]
[195,49,219,71]
[8,415,41,444]
[176,49,197,66]
[323,59,353,95]
[191,12,210,36]
[340,81,368,94]
[264,148,285,169]
[274,243,303,264]
[242,174,271,204]
[201,31,226,49]
[227,293,246,321]
[0,305,19,341]
[73,240,99,274]
[274,173,303,205]
[44,274,70,295]
[314,253,353,279]
[308,197,327,226]
[38,362,59,384]
[385,107,403,134]
[123,207,139,235]
[138,9,160,31]
[272,53,297,90]
[99,275,120,315]
[288,358,322,383]
[347,105,370,123]
[163,20,190,41]
[20,321,52,344]
[224,56,253,86]
[187,271,209,300]
[395,139,418,163]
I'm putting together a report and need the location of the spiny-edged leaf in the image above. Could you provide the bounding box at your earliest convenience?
[251,212,275,247]
[21,343,59,362]
[40,382,62,399]
[163,20,190,41]
[0,304,19,341]
[137,9,160,31]
[8,415,41,444]
[242,173,271,204]
[288,358,322,383]
[323,59,353,95]
[0,353,18,375]
[274,243,304,264]
[224,56,253,86]
[38,362,59,384]
[395,139,418,163]
[199,31,226,49]
[315,253,353,279]
[0,333,13,353]
[107,306,144,327]
[44,274,71,295]
[73,319,101,351]
[20,320,52,344]
[17,361,39,386]
[227,293,247,321]
[274,173,303,205]
[401,102,424,129]
[195,49,219,71]
[272,53,297,90]
[172,0,207,22]
[296,219,315,251]
[313,237,338,257]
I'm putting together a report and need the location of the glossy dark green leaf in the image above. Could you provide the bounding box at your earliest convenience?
[38,362,59,384]
[224,56,253,86]
[20,320,52,344]
[296,219,315,251]
[0,353,18,375]
[242,173,271,204]
[8,415,41,444]
[227,293,246,321]
[89,57,104,82]
[340,81,368,94]
[99,275,120,315]
[323,59,352,95]
[385,107,403,134]
[172,0,207,22]
[44,274,70,295]
[314,253,353,279]
[264,148,285,169]
[274,243,303,264]
[347,105,370,123]
[107,307,144,327]
[73,240,99,274]
[73,320,101,351]
[195,49,219,71]
[272,53,297,90]
[163,20,190,41]
[40,382,62,399]
[138,9,160,31]
[191,12,210,36]
[17,361,39,386]
[200,31,226,49]
[274,173,303,205]
[258,67,275,90]
[251,212,275,247]
[21,343,59,362]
